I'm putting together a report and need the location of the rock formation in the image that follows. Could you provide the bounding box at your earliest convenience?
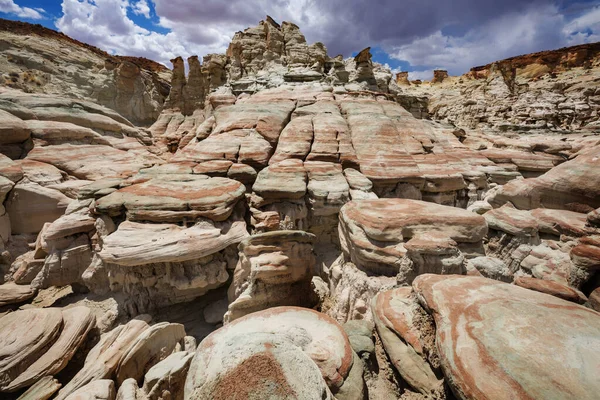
[0,19,170,126]
[401,42,600,132]
[0,15,600,400]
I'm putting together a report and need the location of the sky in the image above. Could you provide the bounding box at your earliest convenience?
[1,0,599,79]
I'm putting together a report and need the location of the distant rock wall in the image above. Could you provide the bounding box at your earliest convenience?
[400,42,600,132]
[0,18,171,125]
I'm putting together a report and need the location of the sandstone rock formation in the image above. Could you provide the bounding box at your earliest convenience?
[413,275,600,399]
[185,307,363,400]
[0,19,170,125]
[0,307,94,393]
[225,230,316,322]
[401,42,600,132]
[1,15,600,400]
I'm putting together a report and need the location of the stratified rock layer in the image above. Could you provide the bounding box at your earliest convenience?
[413,274,600,400]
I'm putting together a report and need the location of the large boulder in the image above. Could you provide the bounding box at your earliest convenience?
[489,147,600,212]
[339,199,487,278]
[185,307,363,400]
[413,274,600,400]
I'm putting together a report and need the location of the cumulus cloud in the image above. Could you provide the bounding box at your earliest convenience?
[56,0,228,66]
[131,0,151,18]
[0,0,45,19]
[388,3,600,75]
[54,0,600,75]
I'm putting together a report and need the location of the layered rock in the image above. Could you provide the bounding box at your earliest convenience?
[0,19,170,125]
[339,199,487,278]
[371,288,443,396]
[411,275,600,399]
[0,307,94,393]
[56,317,151,399]
[405,43,600,132]
[225,230,316,322]
[89,176,248,312]
[489,145,600,212]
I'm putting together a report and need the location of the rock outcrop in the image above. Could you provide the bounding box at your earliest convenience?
[0,19,170,125]
[1,15,600,400]
[401,42,600,132]
[411,275,600,399]
[225,230,317,322]
[0,307,94,393]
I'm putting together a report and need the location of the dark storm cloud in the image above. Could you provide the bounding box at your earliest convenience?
[302,0,560,55]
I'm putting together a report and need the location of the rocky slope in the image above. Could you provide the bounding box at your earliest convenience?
[0,16,599,400]
[401,42,600,132]
[0,18,171,125]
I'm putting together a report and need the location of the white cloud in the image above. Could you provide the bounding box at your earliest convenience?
[56,0,230,67]
[0,0,45,19]
[388,4,600,76]
[408,70,434,81]
[131,0,150,19]
[55,0,323,68]
[563,5,600,44]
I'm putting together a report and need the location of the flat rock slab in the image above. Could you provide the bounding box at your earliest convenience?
[27,144,157,181]
[0,308,63,390]
[252,159,307,200]
[489,148,600,212]
[0,283,36,307]
[413,274,600,400]
[95,176,245,222]
[99,217,248,266]
[339,199,487,274]
[16,376,61,400]
[513,276,587,304]
[213,100,296,144]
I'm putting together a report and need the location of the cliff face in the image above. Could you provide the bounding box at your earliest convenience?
[400,42,600,132]
[0,18,171,125]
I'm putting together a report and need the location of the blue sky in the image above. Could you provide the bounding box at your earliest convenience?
[1,0,599,79]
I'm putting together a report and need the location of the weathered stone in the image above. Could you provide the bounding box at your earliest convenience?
[95,176,245,222]
[185,307,359,399]
[372,288,442,395]
[225,230,316,322]
[16,376,61,400]
[0,308,63,390]
[414,274,600,400]
[0,282,36,306]
[514,276,587,304]
[7,306,95,391]
[5,181,71,234]
[63,379,116,400]
[142,351,194,400]
[99,217,247,267]
[116,322,186,385]
[489,148,600,212]
[339,199,487,276]
[56,318,150,400]
[27,144,157,181]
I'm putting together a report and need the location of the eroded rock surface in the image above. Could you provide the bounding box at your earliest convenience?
[413,274,600,400]
[1,15,600,400]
